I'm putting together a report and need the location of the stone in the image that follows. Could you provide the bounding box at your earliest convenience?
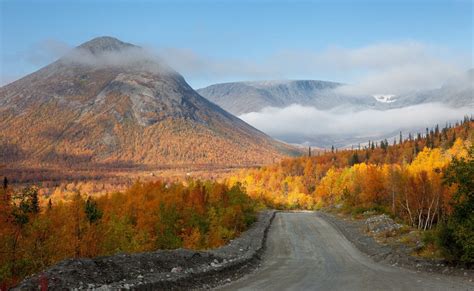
[365,214,402,233]
[171,267,182,273]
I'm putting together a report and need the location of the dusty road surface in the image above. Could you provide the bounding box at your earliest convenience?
[219,212,473,291]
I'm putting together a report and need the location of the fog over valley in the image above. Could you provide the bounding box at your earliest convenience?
[239,103,473,148]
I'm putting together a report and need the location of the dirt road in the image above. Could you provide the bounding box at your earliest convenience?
[219,212,473,290]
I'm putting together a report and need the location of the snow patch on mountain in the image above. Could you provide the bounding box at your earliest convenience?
[373,94,397,103]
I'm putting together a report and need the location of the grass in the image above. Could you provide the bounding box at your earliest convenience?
[416,243,444,259]
[350,205,390,219]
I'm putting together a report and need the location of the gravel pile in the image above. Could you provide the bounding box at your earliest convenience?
[14,211,276,290]
[365,214,403,233]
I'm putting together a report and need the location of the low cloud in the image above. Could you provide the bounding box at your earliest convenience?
[6,38,470,96]
[1,43,175,86]
[239,103,473,146]
[61,46,164,70]
[11,38,175,75]
[334,63,464,96]
[161,42,469,95]
[1,39,72,86]
[23,39,72,66]
[157,47,264,80]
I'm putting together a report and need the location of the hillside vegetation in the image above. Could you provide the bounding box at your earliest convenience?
[0,37,295,169]
[1,118,472,288]
[0,180,256,287]
[229,118,473,262]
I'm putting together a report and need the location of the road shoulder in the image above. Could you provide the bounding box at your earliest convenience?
[317,211,473,282]
[14,211,277,290]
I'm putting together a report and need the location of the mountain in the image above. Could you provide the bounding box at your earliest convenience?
[197,74,472,149]
[386,70,474,109]
[197,80,378,115]
[198,72,473,116]
[0,37,296,169]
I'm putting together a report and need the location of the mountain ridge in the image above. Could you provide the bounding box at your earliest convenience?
[198,71,473,116]
[197,79,378,115]
[197,73,472,148]
[0,36,297,168]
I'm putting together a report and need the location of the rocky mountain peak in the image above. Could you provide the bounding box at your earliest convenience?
[77,36,136,55]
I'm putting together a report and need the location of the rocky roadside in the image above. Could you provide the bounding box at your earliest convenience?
[14,210,276,290]
[318,211,473,282]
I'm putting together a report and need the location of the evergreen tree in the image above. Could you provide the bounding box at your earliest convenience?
[381,139,388,152]
[349,152,360,166]
[31,188,39,214]
[426,135,432,149]
[3,176,8,190]
[85,197,102,224]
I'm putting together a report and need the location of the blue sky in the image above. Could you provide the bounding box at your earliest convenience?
[1,0,472,89]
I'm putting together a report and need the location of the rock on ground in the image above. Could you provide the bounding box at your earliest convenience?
[365,214,403,233]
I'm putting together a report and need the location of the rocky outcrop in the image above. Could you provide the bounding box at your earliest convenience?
[14,211,276,290]
[365,214,402,234]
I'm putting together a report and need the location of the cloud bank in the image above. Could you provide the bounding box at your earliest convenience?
[160,42,469,95]
[239,103,473,146]
[5,38,470,96]
[61,46,171,72]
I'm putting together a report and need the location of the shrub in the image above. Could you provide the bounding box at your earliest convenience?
[438,146,474,264]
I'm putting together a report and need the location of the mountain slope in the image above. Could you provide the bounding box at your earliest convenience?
[197,80,378,115]
[388,71,474,109]
[0,37,296,168]
[197,74,472,148]
[198,72,473,116]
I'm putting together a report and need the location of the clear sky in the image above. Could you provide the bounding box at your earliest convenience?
[1,0,472,89]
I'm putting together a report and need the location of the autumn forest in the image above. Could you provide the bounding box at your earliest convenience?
[1,118,473,287]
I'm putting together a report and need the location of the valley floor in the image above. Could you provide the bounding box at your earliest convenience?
[219,212,473,291]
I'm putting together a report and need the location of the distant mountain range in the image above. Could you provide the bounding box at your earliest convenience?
[198,73,473,116]
[197,80,379,115]
[198,73,473,148]
[0,37,297,169]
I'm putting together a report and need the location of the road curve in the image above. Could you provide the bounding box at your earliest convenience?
[219,212,473,291]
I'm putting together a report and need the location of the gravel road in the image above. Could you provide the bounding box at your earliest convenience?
[219,212,473,291]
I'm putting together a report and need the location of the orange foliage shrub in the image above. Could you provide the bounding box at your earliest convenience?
[0,179,255,287]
